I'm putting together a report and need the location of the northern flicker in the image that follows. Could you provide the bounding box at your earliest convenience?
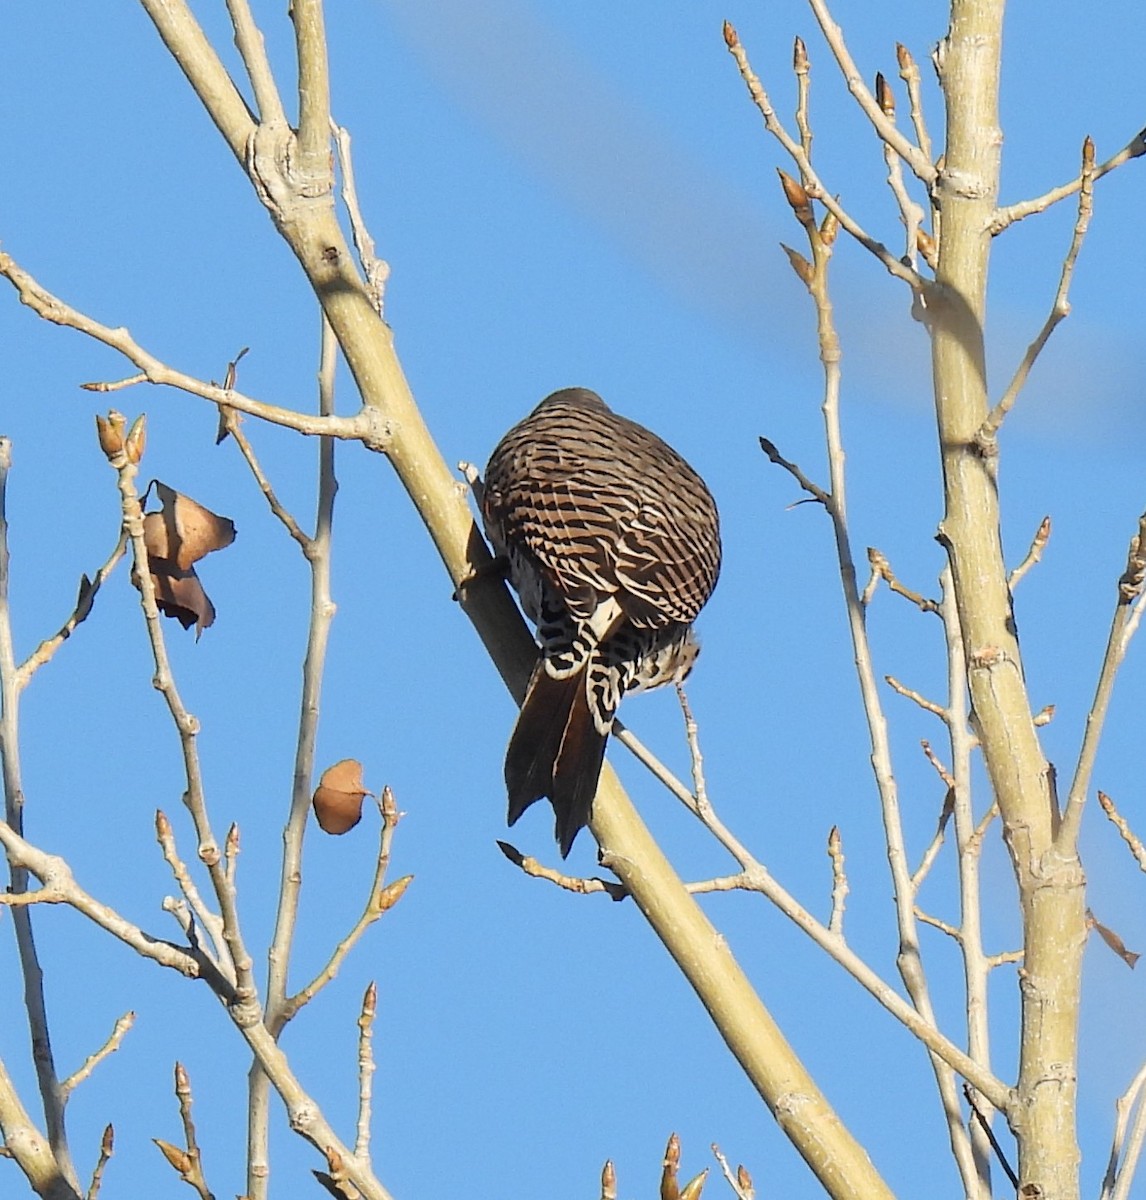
[482,387,721,855]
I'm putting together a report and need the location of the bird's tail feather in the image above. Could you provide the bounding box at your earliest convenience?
[505,663,609,857]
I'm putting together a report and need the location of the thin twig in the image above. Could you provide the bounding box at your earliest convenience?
[86,1125,114,1200]
[723,23,925,291]
[979,138,1096,446]
[990,126,1146,233]
[1059,512,1146,851]
[355,982,377,1165]
[1103,1061,1146,1200]
[940,567,996,1187]
[1097,791,1146,872]
[758,437,830,505]
[60,1013,136,1101]
[963,1084,1019,1189]
[15,533,128,688]
[711,1145,754,1200]
[225,0,287,124]
[155,811,231,979]
[1008,516,1052,588]
[333,122,390,316]
[867,547,940,613]
[803,0,937,184]
[110,431,258,1011]
[909,786,954,892]
[915,908,962,941]
[874,72,927,270]
[497,841,628,900]
[885,675,948,721]
[282,796,409,1020]
[0,252,384,446]
[895,44,933,165]
[252,314,342,1200]
[0,438,80,1186]
[826,825,848,937]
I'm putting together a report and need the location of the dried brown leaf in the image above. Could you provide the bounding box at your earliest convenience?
[144,481,236,571]
[1088,909,1140,969]
[141,557,216,636]
[313,759,370,835]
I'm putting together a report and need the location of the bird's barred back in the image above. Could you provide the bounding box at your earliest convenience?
[483,388,721,629]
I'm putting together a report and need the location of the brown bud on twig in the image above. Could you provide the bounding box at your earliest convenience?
[1082,134,1096,171]
[680,1169,709,1200]
[125,414,147,464]
[793,36,808,73]
[722,21,738,49]
[601,1160,617,1200]
[777,168,812,217]
[375,875,413,914]
[875,72,895,117]
[917,227,938,269]
[737,1164,755,1198]
[780,244,814,286]
[95,411,127,460]
[819,210,839,246]
[895,43,915,72]
[361,980,377,1020]
[153,1139,192,1175]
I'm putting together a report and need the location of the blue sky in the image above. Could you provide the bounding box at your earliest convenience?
[2,1,1146,1196]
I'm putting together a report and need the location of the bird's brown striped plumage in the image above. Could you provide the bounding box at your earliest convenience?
[482,388,721,855]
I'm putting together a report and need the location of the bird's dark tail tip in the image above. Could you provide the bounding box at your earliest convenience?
[505,664,610,857]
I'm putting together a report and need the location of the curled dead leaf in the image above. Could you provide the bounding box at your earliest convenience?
[1088,909,1140,969]
[143,481,236,571]
[135,482,236,637]
[313,759,370,834]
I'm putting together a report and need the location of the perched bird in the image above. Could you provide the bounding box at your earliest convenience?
[482,387,721,855]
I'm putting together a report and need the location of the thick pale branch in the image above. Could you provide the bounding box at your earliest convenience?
[138,0,256,164]
[226,0,286,124]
